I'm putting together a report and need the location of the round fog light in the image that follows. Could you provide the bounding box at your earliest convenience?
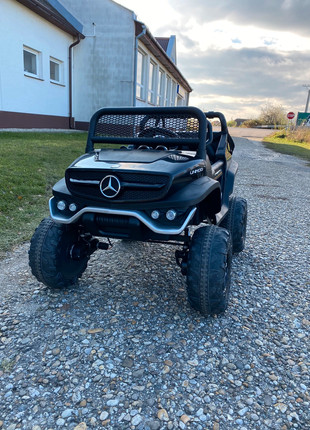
[69,203,77,212]
[151,210,160,220]
[166,209,177,221]
[57,200,66,211]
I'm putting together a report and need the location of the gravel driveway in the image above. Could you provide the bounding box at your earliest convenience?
[0,137,309,430]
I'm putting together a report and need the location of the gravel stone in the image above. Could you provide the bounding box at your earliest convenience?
[106,399,119,407]
[100,411,109,421]
[61,409,74,418]
[146,421,160,430]
[238,407,249,417]
[131,414,142,425]
[0,136,309,429]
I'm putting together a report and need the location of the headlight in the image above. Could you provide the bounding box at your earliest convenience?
[57,200,67,211]
[151,210,160,220]
[69,203,78,212]
[166,209,177,221]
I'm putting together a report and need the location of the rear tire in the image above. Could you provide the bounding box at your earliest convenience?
[221,197,247,253]
[186,225,232,316]
[29,217,89,289]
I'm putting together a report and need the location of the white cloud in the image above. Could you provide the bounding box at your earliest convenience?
[115,0,310,118]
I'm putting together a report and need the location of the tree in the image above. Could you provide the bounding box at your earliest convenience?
[259,102,287,126]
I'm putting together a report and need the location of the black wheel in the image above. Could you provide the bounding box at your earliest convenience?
[29,217,89,289]
[186,225,232,316]
[221,197,247,253]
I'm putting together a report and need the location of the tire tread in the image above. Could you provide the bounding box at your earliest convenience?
[186,225,232,315]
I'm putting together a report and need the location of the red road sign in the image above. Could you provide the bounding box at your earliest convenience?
[287,112,295,119]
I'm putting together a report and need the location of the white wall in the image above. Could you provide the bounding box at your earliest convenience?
[0,0,73,117]
[60,0,136,123]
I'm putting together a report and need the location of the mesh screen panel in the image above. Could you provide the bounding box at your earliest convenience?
[94,113,199,139]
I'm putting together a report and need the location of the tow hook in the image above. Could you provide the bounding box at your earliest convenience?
[70,237,111,260]
[175,247,189,275]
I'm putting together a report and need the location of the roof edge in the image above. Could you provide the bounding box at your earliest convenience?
[47,0,83,34]
[16,0,84,37]
[135,21,192,93]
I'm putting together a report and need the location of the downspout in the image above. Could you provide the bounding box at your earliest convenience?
[69,35,81,129]
[133,24,146,106]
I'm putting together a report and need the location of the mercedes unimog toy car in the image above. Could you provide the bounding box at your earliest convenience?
[29,106,247,316]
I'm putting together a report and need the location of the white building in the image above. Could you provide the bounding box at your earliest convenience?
[0,0,192,129]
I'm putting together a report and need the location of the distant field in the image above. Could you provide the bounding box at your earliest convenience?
[0,132,87,255]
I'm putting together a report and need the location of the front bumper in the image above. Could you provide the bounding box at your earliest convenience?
[49,197,196,236]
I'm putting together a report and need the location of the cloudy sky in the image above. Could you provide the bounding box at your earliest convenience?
[116,0,310,120]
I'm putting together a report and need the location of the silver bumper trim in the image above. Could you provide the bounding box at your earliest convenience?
[49,198,197,235]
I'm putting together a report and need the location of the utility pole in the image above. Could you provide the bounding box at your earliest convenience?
[303,84,310,113]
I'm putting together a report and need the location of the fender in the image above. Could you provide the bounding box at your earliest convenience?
[215,160,239,224]
[224,159,238,199]
[164,176,221,209]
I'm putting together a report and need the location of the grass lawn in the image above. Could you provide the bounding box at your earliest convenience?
[263,129,310,164]
[0,132,87,256]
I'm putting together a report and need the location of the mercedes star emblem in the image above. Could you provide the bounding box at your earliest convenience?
[100,175,121,198]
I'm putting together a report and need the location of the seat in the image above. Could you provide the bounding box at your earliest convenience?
[206,132,221,163]
[206,132,235,163]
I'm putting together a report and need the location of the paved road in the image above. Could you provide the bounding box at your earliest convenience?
[214,126,275,141]
[0,136,309,429]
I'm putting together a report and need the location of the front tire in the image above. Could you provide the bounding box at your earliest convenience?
[186,225,232,316]
[29,217,89,289]
[221,197,247,253]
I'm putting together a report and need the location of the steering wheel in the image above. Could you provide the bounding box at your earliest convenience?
[138,127,178,138]
[140,114,166,131]
[138,114,179,149]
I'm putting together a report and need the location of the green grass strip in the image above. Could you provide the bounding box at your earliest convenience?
[0,132,87,255]
[263,130,310,164]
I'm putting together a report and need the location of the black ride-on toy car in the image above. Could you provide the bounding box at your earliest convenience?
[29,106,247,316]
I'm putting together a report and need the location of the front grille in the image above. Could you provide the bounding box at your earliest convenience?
[66,169,171,203]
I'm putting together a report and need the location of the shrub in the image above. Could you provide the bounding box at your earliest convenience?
[227,120,237,127]
[268,128,310,145]
[240,119,263,128]
[289,127,310,144]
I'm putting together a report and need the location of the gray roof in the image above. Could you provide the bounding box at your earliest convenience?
[16,0,84,37]
[155,37,169,52]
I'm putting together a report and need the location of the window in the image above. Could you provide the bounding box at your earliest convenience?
[165,76,171,106]
[23,46,41,78]
[177,85,186,106]
[171,81,177,106]
[148,60,156,104]
[157,69,165,106]
[136,50,146,100]
[50,57,63,84]
[50,60,59,81]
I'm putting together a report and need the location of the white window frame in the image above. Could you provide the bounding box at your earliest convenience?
[157,69,166,106]
[165,76,171,106]
[147,60,157,105]
[171,80,177,106]
[136,49,147,101]
[50,57,64,85]
[23,46,42,79]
